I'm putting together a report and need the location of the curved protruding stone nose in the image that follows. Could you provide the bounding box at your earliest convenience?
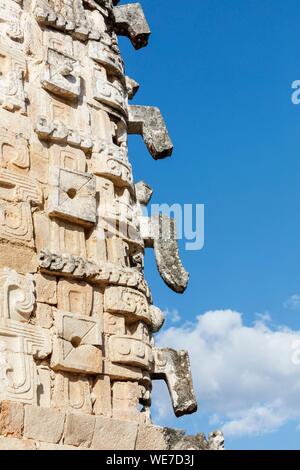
[152,348,198,417]
[128,106,174,159]
[113,3,151,50]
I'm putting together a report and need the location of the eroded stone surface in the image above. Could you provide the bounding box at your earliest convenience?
[114,3,151,50]
[0,0,223,452]
[128,106,173,159]
[24,406,65,444]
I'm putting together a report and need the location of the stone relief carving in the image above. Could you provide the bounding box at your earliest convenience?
[0,268,35,321]
[51,310,102,374]
[104,286,150,325]
[0,129,29,172]
[0,36,26,114]
[48,166,96,226]
[0,202,34,247]
[0,169,42,205]
[41,48,81,101]
[0,0,222,451]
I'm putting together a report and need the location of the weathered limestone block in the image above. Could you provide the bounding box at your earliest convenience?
[64,412,95,448]
[125,76,139,100]
[33,0,106,41]
[49,144,86,173]
[35,116,93,151]
[57,279,93,316]
[92,375,112,417]
[112,381,142,422]
[108,335,153,370]
[51,310,102,374]
[0,202,34,248]
[41,48,81,101]
[0,319,52,404]
[135,180,153,206]
[113,3,151,50]
[103,312,125,335]
[0,268,35,322]
[93,69,127,115]
[91,416,138,450]
[104,360,144,381]
[52,371,92,414]
[136,426,219,450]
[38,249,152,300]
[0,168,42,205]
[30,140,49,184]
[152,348,197,417]
[0,401,24,438]
[38,442,79,450]
[0,0,23,43]
[34,213,87,258]
[35,303,53,329]
[128,106,173,159]
[104,286,150,324]
[48,166,96,226]
[34,273,57,305]
[141,214,189,293]
[149,305,165,333]
[36,365,51,408]
[90,142,133,187]
[153,215,189,293]
[24,405,65,444]
[0,242,37,274]
[89,39,124,78]
[208,430,225,451]
[0,128,29,173]
[135,425,168,450]
[0,36,26,114]
[0,436,36,450]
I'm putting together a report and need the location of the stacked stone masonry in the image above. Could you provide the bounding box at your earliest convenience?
[0,0,223,450]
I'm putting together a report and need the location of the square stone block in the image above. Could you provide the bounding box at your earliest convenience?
[48,166,96,226]
[51,311,102,374]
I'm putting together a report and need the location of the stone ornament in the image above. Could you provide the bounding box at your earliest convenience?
[0,0,223,451]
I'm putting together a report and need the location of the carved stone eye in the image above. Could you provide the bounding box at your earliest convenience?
[67,188,77,199]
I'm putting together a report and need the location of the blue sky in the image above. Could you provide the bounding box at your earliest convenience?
[119,0,300,450]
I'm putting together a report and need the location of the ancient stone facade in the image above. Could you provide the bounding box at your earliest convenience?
[0,0,224,450]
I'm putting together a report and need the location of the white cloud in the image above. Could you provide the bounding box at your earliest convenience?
[163,308,181,323]
[154,310,300,438]
[283,294,300,311]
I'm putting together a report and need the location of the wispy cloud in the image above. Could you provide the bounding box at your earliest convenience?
[153,309,300,438]
[283,294,300,311]
[163,308,181,323]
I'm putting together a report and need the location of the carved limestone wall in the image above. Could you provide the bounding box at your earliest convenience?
[0,0,224,450]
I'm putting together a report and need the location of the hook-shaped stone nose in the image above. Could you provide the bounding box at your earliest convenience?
[151,348,198,417]
[113,3,151,50]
